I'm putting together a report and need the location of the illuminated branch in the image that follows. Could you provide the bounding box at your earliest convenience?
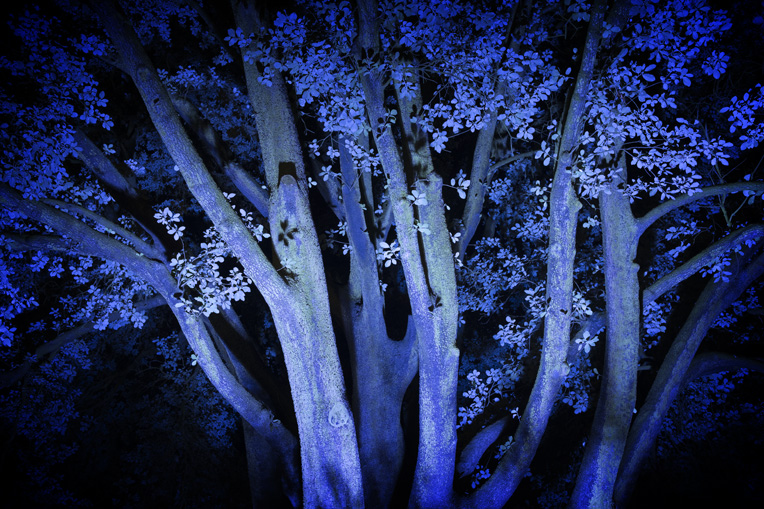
[170,94,270,217]
[307,155,344,221]
[457,122,497,260]
[41,198,163,260]
[91,0,289,303]
[637,182,764,237]
[225,162,270,218]
[643,223,764,304]
[72,129,170,253]
[462,1,612,507]
[456,6,521,260]
[0,183,159,278]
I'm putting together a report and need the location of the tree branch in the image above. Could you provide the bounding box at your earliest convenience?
[462,1,610,506]
[456,118,497,260]
[643,223,764,304]
[456,416,508,480]
[636,182,764,237]
[168,304,300,493]
[614,246,764,506]
[73,129,139,198]
[169,94,270,217]
[224,162,270,218]
[308,155,345,221]
[683,351,764,385]
[91,0,289,304]
[72,128,170,254]
[2,233,78,255]
[0,183,159,278]
[0,295,165,389]
[207,311,297,434]
[41,198,163,260]
[486,151,535,179]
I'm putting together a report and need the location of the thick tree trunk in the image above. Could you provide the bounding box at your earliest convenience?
[271,309,364,508]
[355,2,460,506]
[338,136,419,508]
[613,249,764,506]
[395,71,461,509]
[570,165,639,508]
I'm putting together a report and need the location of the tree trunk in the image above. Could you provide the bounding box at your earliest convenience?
[613,249,764,506]
[570,165,639,508]
[338,136,419,508]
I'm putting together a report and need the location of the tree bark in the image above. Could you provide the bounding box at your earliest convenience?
[570,163,639,508]
[338,135,418,508]
[356,2,460,506]
[613,249,764,506]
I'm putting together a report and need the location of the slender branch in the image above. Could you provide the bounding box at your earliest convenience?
[643,223,764,304]
[456,117,497,260]
[486,151,535,179]
[91,0,289,303]
[461,2,611,507]
[456,416,508,479]
[0,183,159,278]
[378,195,393,240]
[169,94,270,217]
[637,182,764,237]
[0,295,165,389]
[224,162,270,218]
[683,351,764,385]
[168,304,300,491]
[41,198,163,260]
[170,95,229,168]
[72,129,139,198]
[2,233,77,255]
[308,155,345,221]
[207,311,297,434]
[72,129,169,252]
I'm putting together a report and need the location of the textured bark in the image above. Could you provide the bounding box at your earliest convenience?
[356,2,460,506]
[96,2,366,506]
[458,3,607,508]
[93,0,289,303]
[395,68,461,509]
[570,165,639,508]
[338,136,418,508]
[613,249,764,507]
[233,2,366,503]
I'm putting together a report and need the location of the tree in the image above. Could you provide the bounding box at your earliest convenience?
[1,0,763,507]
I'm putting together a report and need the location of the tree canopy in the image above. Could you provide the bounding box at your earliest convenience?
[1,0,764,507]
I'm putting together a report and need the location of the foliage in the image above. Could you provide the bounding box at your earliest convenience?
[1,0,763,507]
